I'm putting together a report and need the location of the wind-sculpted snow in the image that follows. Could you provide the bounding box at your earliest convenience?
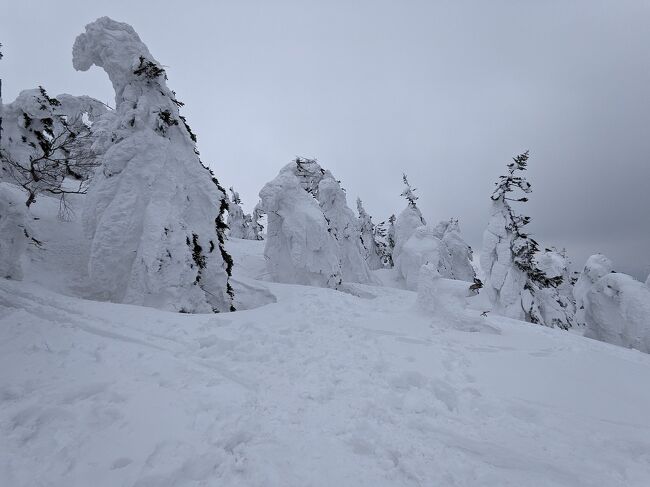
[259,159,374,287]
[574,254,613,326]
[357,198,384,270]
[227,188,248,239]
[481,199,529,320]
[73,17,232,312]
[584,272,650,354]
[0,184,28,279]
[396,221,475,291]
[393,205,426,260]
[259,169,342,287]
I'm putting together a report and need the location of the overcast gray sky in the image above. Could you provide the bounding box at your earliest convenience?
[2,0,649,279]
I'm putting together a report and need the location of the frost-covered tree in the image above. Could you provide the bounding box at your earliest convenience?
[0,184,34,279]
[259,157,374,287]
[373,217,394,268]
[395,219,475,290]
[480,152,564,326]
[584,271,650,354]
[393,173,426,260]
[227,187,248,239]
[0,87,105,210]
[259,165,342,287]
[251,202,265,240]
[356,197,383,270]
[533,248,576,329]
[72,17,233,313]
[573,254,613,326]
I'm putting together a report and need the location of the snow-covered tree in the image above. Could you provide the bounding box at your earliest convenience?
[436,219,476,282]
[73,17,233,313]
[480,152,564,326]
[534,248,576,329]
[356,197,383,270]
[573,254,613,326]
[0,87,105,209]
[259,157,374,287]
[227,187,248,238]
[584,272,650,354]
[393,173,426,260]
[251,202,265,240]
[395,219,475,290]
[0,184,33,279]
[374,214,396,267]
[259,165,341,287]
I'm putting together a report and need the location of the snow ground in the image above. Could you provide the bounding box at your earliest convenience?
[2,196,650,486]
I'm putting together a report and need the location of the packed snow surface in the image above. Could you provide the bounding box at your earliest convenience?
[2,195,650,486]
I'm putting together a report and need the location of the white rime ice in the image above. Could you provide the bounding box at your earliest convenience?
[227,187,247,239]
[72,17,233,313]
[0,184,29,279]
[395,220,475,290]
[259,165,342,287]
[259,158,374,287]
[574,254,613,326]
[356,198,383,270]
[584,272,650,354]
[533,249,576,329]
[393,174,426,261]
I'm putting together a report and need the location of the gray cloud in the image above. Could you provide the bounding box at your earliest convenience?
[2,0,648,279]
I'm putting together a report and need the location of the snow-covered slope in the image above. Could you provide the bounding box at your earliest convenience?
[2,195,650,486]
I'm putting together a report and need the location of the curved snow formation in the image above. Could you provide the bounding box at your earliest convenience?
[73,17,232,312]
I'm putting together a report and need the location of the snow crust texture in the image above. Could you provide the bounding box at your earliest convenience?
[72,17,232,313]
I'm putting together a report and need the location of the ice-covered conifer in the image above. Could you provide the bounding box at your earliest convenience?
[356,197,383,270]
[584,272,650,354]
[394,173,426,260]
[0,88,105,209]
[259,166,341,287]
[534,249,576,329]
[480,152,563,326]
[395,219,475,290]
[259,157,374,286]
[0,184,31,279]
[227,187,248,239]
[251,202,265,240]
[436,219,476,282]
[72,17,233,312]
[573,254,613,326]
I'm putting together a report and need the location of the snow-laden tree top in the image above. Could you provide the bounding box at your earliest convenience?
[73,17,158,105]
